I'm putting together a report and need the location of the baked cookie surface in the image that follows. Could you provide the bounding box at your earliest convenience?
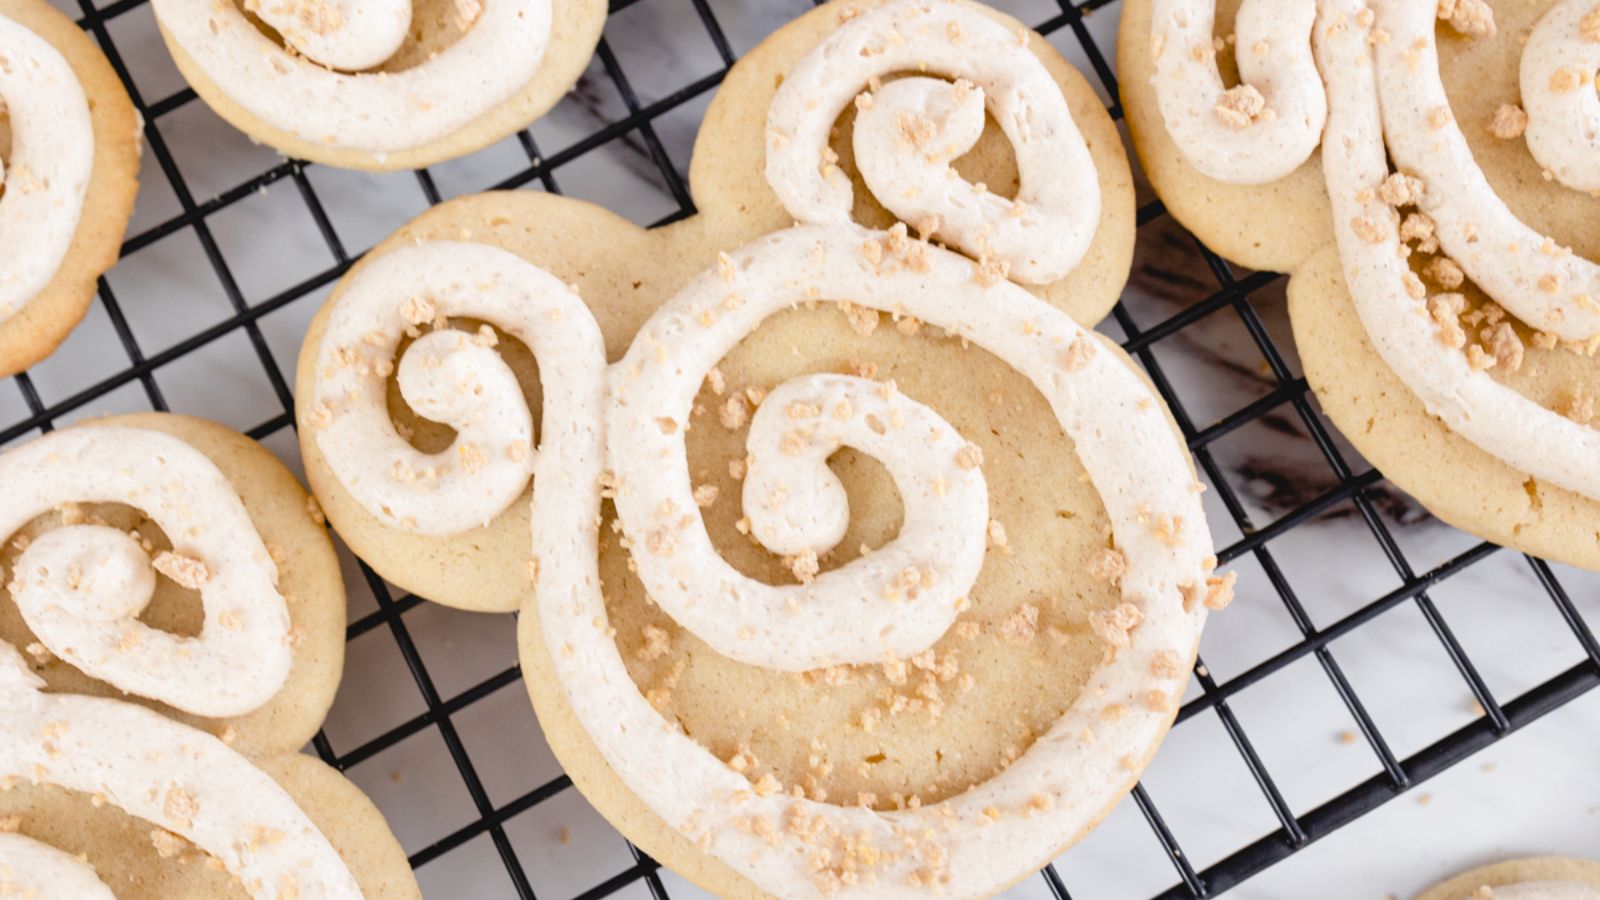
[151,0,606,171]
[1120,0,1600,569]
[1417,857,1600,900]
[0,0,140,378]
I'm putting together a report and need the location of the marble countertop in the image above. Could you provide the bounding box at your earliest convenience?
[2,0,1594,896]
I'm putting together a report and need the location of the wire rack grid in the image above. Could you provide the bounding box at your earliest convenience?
[3,0,1598,896]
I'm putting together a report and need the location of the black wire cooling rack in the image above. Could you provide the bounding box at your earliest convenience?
[5,0,1599,896]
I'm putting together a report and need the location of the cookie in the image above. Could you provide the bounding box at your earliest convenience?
[1417,856,1600,900]
[0,413,345,757]
[150,0,606,171]
[294,2,1219,893]
[0,0,141,378]
[294,0,1138,612]
[0,647,419,898]
[1120,0,1600,569]
[0,413,418,897]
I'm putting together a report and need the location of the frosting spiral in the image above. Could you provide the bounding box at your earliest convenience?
[0,640,362,899]
[151,0,552,154]
[1149,0,1600,501]
[0,13,94,326]
[545,225,1215,898]
[0,426,292,718]
[765,0,1101,284]
[1149,0,1327,183]
[1318,0,1600,503]
[1376,0,1600,341]
[0,832,115,899]
[311,241,605,536]
[1521,0,1600,194]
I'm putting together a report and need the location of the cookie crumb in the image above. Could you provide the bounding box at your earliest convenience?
[1438,0,1495,38]
[1488,103,1527,140]
[152,552,209,590]
[150,828,187,859]
[1088,602,1143,649]
[999,603,1039,644]
[1213,84,1268,128]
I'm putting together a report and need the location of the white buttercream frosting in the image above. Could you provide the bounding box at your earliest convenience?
[1376,0,1600,342]
[0,640,362,899]
[1521,0,1600,194]
[0,13,94,326]
[1149,0,1327,183]
[150,0,552,154]
[764,0,1101,284]
[546,225,1216,898]
[0,426,292,718]
[1148,0,1600,501]
[311,241,604,536]
[0,832,115,899]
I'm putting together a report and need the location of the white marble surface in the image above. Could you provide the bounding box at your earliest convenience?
[1,0,1595,897]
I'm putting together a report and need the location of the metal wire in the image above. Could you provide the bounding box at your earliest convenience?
[4,0,1596,896]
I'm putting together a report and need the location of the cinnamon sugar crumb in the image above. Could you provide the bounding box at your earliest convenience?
[1201,571,1238,610]
[1488,103,1528,139]
[1549,68,1583,92]
[150,828,187,859]
[636,625,671,662]
[692,484,719,508]
[1563,385,1595,424]
[1213,84,1268,128]
[1088,547,1127,586]
[1150,649,1186,680]
[999,603,1039,644]
[1481,322,1525,372]
[1350,216,1388,244]
[1088,602,1144,649]
[1428,293,1468,348]
[955,443,984,470]
[718,395,749,430]
[790,550,820,584]
[1438,0,1495,37]
[152,552,209,590]
[1424,256,1464,289]
[1583,6,1600,42]
[1063,334,1097,371]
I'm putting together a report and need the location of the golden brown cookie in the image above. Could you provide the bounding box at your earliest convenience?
[1417,857,1600,900]
[0,412,418,898]
[1120,0,1600,569]
[0,0,141,378]
[294,0,1139,613]
[0,755,419,899]
[0,412,345,757]
[151,0,606,171]
[296,2,1210,894]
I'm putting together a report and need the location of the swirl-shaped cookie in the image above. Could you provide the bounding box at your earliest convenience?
[523,225,1219,898]
[0,0,140,378]
[0,414,418,898]
[151,0,606,170]
[297,2,1220,893]
[1,414,344,756]
[1122,0,1600,569]
[701,0,1136,320]
[0,640,419,898]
